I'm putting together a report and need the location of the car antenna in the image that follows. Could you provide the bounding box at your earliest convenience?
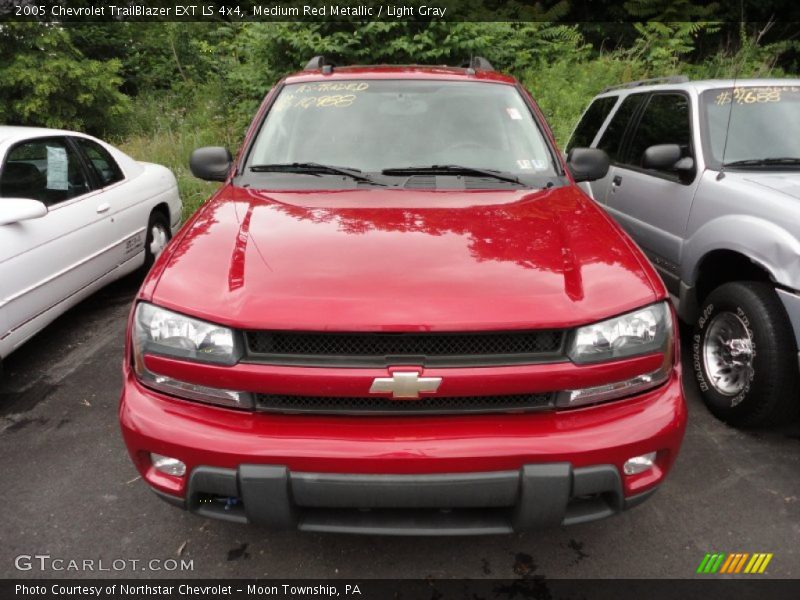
[716,77,739,181]
[717,31,748,181]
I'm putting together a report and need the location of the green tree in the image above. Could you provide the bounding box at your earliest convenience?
[0,23,130,134]
[222,21,587,129]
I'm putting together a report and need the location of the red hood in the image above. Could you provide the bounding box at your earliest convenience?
[147,185,661,331]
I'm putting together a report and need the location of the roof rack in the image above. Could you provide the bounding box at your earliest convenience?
[461,56,495,72]
[601,75,689,93]
[304,55,335,74]
[302,55,495,74]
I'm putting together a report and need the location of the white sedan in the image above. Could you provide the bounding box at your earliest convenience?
[0,126,182,372]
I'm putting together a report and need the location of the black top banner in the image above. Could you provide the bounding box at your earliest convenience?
[2,0,800,22]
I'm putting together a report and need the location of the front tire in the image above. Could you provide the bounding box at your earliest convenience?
[692,281,799,428]
[143,211,171,272]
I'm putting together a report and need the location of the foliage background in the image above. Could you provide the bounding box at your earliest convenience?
[2,13,799,218]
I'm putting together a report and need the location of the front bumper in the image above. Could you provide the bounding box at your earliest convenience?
[119,367,686,534]
[155,462,657,535]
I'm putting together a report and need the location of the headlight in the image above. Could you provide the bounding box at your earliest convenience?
[132,302,251,409]
[134,302,241,365]
[557,302,674,408]
[567,302,672,364]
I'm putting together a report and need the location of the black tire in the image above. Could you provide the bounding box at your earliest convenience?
[143,211,171,272]
[692,281,799,428]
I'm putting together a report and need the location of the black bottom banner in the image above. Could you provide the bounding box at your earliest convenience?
[4,579,800,600]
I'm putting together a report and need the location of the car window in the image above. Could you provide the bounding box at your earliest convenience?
[596,93,647,163]
[247,80,559,188]
[625,93,692,170]
[0,138,90,205]
[566,96,618,152]
[74,137,124,187]
[701,86,800,168]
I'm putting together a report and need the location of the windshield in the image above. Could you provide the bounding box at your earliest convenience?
[701,85,800,168]
[246,79,559,186]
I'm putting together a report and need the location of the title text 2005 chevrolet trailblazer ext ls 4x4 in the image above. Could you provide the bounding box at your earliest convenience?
[119,57,686,534]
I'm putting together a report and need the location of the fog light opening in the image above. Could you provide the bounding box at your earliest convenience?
[150,453,186,477]
[623,451,657,476]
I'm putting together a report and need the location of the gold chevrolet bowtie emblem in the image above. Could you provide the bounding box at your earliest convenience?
[369,371,442,399]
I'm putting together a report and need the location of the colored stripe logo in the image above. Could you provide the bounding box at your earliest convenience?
[697,553,773,574]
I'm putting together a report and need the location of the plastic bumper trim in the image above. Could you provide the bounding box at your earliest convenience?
[149,462,658,534]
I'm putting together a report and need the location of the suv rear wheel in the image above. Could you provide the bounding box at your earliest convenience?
[692,281,799,427]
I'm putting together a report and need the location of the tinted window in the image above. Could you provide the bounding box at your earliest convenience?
[597,93,646,163]
[567,96,618,152]
[75,138,124,187]
[0,138,90,205]
[625,93,691,169]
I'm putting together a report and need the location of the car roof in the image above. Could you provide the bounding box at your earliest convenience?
[0,125,92,146]
[283,65,518,85]
[595,78,800,98]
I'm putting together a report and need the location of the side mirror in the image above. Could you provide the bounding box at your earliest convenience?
[642,144,682,170]
[567,148,610,183]
[190,146,233,182]
[674,156,695,172]
[0,198,48,226]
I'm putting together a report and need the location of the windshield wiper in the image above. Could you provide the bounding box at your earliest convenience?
[250,162,383,185]
[382,165,524,186]
[723,157,800,168]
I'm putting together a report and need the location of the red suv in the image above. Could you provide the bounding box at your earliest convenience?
[119,57,686,534]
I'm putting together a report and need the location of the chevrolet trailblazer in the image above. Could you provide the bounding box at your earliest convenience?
[119,57,686,534]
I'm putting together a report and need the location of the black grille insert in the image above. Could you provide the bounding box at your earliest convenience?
[254,392,554,415]
[244,330,565,366]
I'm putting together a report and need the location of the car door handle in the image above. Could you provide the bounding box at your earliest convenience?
[96,203,110,214]
[612,175,623,186]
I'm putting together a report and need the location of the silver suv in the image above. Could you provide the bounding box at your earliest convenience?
[568,77,800,428]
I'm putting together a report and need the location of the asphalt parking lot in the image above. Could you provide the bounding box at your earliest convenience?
[1,273,798,580]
